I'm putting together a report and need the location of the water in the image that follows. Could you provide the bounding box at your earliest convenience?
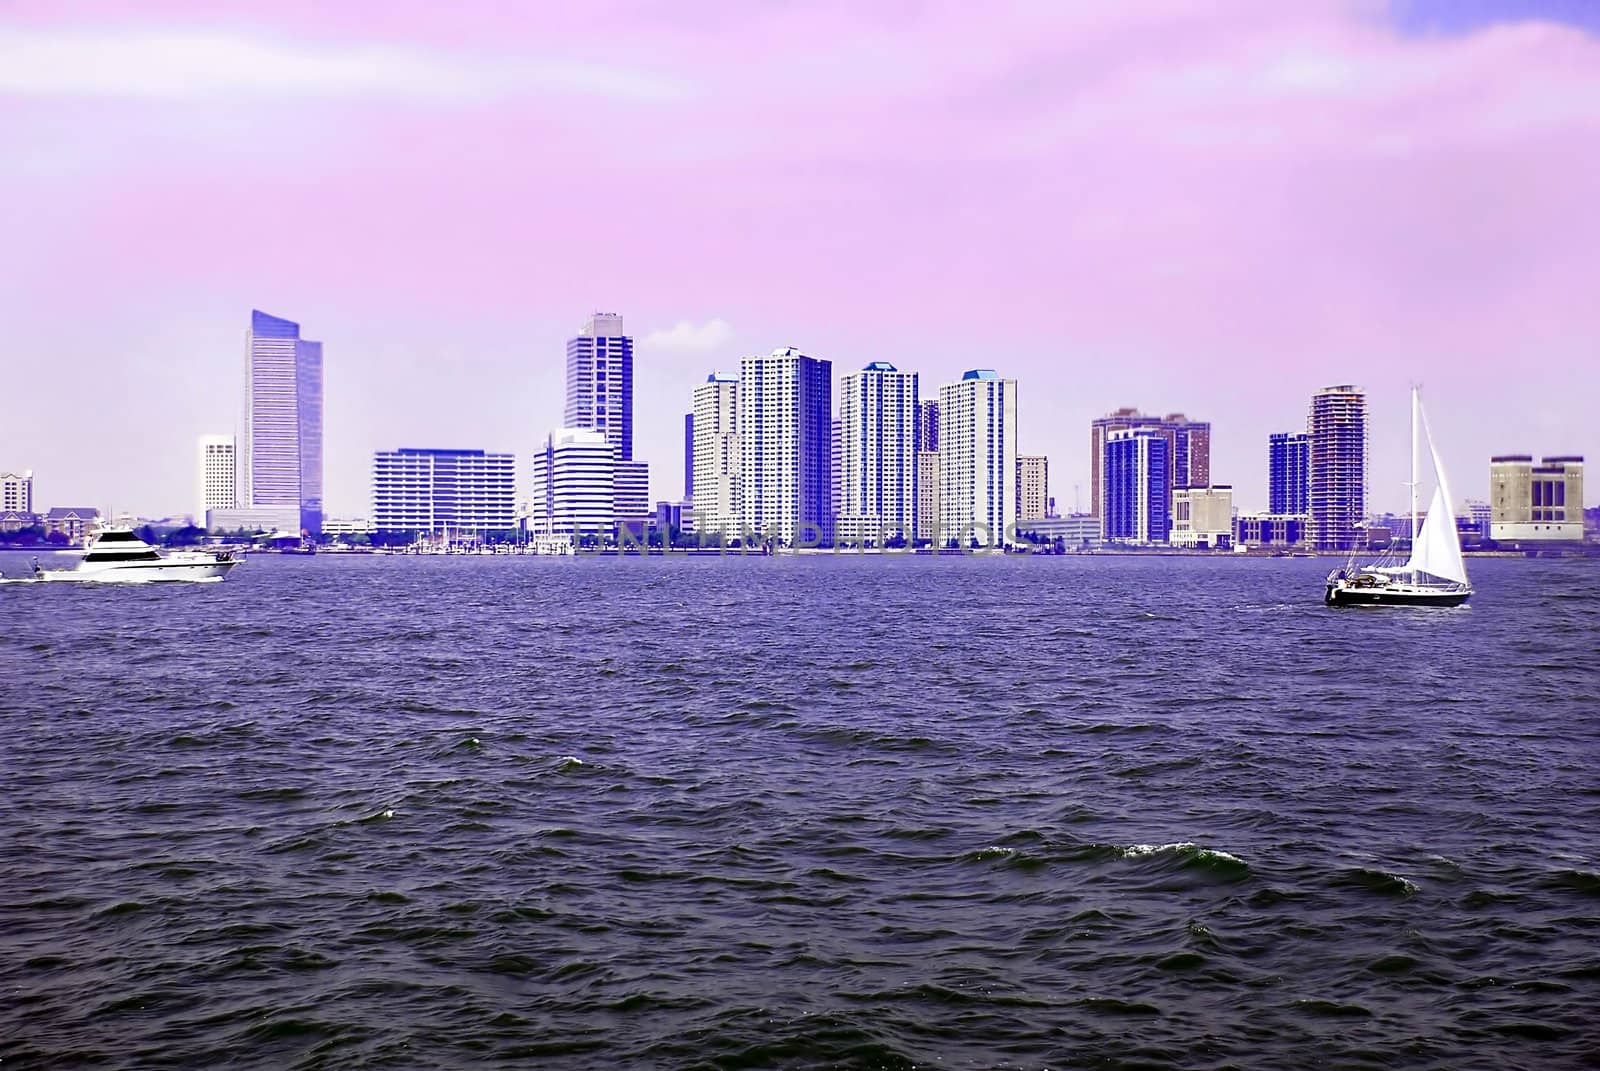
[2,553,1597,1069]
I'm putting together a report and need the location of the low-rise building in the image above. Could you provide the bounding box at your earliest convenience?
[1171,486,1234,549]
[43,507,102,542]
[1018,514,1102,549]
[1233,513,1308,548]
[207,505,303,534]
[1490,455,1585,544]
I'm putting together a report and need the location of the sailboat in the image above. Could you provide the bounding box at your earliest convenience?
[1325,386,1472,607]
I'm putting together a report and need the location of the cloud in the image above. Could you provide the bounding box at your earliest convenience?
[641,318,735,352]
[0,26,688,102]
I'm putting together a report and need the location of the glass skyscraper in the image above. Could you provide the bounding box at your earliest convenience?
[242,309,323,534]
[1268,432,1310,515]
[566,313,645,515]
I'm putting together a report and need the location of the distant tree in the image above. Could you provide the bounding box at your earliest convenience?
[164,525,207,547]
[342,532,371,546]
[136,525,157,544]
[46,530,69,546]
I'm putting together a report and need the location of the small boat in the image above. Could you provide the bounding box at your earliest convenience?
[1325,386,1471,607]
[32,527,241,583]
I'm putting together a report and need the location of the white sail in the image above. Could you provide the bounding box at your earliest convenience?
[1401,398,1470,586]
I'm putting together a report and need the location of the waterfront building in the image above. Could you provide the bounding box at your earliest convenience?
[1017,454,1049,522]
[616,460,650,520]
[1233,513,1309,548]
[2,470,34,516]
[838,361,919,547]
[242,309,323,534]
[917,451,940,544]
[322,518,375,537]
[1464,499,1492,540]
[939,369,1017,547]
[1089,409,1209,527]
[1103,427,1169,544]
[528,429,616,542]
[196,436,236,526]
[831,418,842,536]
[206,506,301,533]
[739,348,832,547]
[691,372,741,538]
[1268,432,1310,516]
[655,500,694,538]
[1172,486,1234,549]
[372,448,517,536]
[43,507,101,542]
[1307,385,1367,551]
[1489,455,1585,543]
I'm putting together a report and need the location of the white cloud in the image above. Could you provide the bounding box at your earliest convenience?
[0,27,688,102]
[641,318,735,352]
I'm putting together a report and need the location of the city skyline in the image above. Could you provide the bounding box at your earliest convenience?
[5,5,1600,517]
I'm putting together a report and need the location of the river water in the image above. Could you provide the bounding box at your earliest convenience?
[2,553,1597,1069]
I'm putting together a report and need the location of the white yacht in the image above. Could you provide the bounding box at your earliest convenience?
[32,527,241,583]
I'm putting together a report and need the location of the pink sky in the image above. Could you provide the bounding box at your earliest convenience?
[3,1,1598,517]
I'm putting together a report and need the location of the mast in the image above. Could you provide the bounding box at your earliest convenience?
[1410,384,1419,562]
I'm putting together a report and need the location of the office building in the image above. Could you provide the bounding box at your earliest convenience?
[837,362,919,547]
[1,470,33,515]
[1104,427,1169,544]
[528,429,616,542]
[691,373,741,537]
[1017,455,1049,522]
[196,436,236,527]
[372,448,517,535]
[1021,514,1102,548]
[739,347,832,547]
[565,313,634,461]
[1268,432,1310,516]
[242,309,323,534]
[1490,455,1585,543]
[1307,385,1367,551]
[939,369,1017,547]
[683,413,694,501]
[616,460,650,519]
[1089,409,1209,525]
[1172,485,1234,548]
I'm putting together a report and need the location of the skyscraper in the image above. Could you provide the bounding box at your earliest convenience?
[566,313,645,515]
[1268,432,1310,515]
[683,413,695,501]
[838,361,919,547]
[1307,385,1368,551]
[915,400,939,544]
[1104,427,1170,543]
[917,400,940,453]
[831,417,842,535]
[528,429,616,542]
[196,435,236,526]
[739,347,832,547]
[692,373,741,537]
[939,369,1018,547]
[242,309,323,534]
[372,448,516,535]
[1016,454,1049,522]
[1089,409,1209,525]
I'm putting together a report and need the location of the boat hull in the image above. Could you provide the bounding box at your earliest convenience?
[37,559,240,583]
[1325,583,1469,607]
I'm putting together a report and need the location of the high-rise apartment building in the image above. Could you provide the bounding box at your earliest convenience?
[1017,455,1049,522]
[1,469,34,515]
[939,370,1018,546]
[528,429,616,542]
[1489,455,1585,543]
[196,436,236,526]
[1268,432,1310,516]
[739,348,832,547]
[917,451,940,544]
[1307,385,1367,551]
[1089,409,1209,525]
[838,361,919,547]
[917,400,940,453]
[372,448,516,535]
[1104,427,1170,543]
[242,309,323,534]
[692,373,741,537]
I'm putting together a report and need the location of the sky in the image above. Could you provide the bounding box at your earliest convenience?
[3,0,1598,519]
